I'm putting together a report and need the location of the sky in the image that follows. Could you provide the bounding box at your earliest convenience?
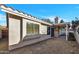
[0,4,79,26]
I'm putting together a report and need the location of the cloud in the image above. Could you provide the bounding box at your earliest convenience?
[0,14,6,26]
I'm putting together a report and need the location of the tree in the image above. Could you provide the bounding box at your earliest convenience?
[75,17,79,20]
[60,19,64,23]
[72,17,79,29]
[54,16,59,24]
[41,18,53,24]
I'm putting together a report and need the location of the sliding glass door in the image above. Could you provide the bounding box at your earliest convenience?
[26,23,39,35]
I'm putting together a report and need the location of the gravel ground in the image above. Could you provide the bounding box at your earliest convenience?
[9,36,79,54]
[0,38,8,54]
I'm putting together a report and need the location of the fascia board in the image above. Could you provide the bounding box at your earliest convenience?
[1,7,52,26]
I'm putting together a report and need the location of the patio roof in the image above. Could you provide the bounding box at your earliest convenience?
[52,23,70,27]
[0,5,52,26]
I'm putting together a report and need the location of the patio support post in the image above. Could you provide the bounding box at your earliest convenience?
[66,24,68,41]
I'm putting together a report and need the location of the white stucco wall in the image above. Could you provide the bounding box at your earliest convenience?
[9,17,48,45]
[74,26,79,44]
[22,18,41,39]
[9,17,21,45]
[22,18,48,39]
[40,24,47,34]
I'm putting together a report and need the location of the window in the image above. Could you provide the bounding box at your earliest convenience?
[26,23,39,35]
[47,27,50,35]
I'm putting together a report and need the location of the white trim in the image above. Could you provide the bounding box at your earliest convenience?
[0,5,52,26]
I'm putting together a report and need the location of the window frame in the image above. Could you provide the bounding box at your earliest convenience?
[26,22,39,35]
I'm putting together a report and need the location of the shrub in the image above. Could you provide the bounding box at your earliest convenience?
[68,32,76,41]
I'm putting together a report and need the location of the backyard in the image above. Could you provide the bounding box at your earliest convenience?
[0,38,8,53]
[0,4,79,54]
[9,36,79,54]
[0,26,8,53]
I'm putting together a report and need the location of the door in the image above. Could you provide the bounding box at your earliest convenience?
[47,27,50,35]
[51,27,54,37]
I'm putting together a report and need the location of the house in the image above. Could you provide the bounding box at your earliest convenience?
[0,5,54,50]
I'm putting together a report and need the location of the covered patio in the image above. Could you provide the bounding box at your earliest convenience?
[53,23,70,40]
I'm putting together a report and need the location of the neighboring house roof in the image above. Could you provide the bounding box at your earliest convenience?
[0,5,52,26]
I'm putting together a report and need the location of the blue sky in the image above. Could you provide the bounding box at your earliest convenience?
[0,4,79,25]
